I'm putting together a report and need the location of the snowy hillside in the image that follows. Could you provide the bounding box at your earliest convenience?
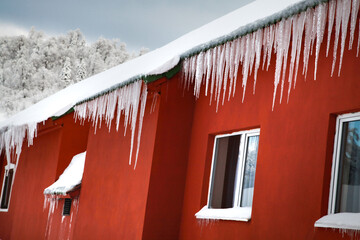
[0,29,147,120]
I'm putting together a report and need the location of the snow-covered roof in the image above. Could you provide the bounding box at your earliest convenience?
[44,152,86,195]
[0,0,314,130]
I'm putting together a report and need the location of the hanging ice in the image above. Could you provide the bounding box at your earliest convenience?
[180,0,359,111]
[74,80,147,168]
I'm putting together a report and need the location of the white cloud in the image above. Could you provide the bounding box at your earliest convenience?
[0,21,28,37]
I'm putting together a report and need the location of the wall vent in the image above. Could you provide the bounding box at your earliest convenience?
[63,198,72,216]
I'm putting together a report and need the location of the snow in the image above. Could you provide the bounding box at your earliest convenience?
[44,152,86,195]
[1,0,359,167]
[315,213,360,230]
[195,206,252,221]
[181,0,359,110]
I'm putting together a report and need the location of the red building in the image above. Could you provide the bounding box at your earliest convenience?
[1,0,360,239]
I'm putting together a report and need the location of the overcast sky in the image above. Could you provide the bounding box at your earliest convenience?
[0,0,253,52]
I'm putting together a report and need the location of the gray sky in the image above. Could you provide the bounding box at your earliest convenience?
[0,0,253,52]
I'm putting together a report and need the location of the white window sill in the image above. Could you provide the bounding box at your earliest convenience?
[195,206,252,221]
[0,209,9,212]
[314,213,360,230]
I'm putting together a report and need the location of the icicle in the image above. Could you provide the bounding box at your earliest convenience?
[273,20,285,109]
[222,42,231,105]
[314,3,328,80]
[150,92,159,114]
[338,0,351,76]
[288,13,301,100]
[228,40,236,100]
[74,80,145,167]
[349,0,359,49]
[280,17,292,103]
[233,38,241,97]
[303,7,314,79]
[134,84,148,169]
[194,52,204,99]
[204,49,213,96]
[253,29,263,93]
[242,34,252,102]
[215,45,225,111]
[327,0,336,57]
[332,0,343,76]
[209,46,218,105]
[266,24,275,71]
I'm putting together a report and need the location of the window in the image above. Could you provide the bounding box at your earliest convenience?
[0,163,15,211]
[196,128,260,221]
[329,112,360,214]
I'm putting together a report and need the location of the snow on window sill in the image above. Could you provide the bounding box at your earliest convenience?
[195,206,252,222]
[314,213,360,230]
[0,209,9,213]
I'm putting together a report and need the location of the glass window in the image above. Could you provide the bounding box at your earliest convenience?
[0,164,15,210]
[329,113,360,213]
[208,129,260,210]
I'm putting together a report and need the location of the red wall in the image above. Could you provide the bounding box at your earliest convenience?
[0,113,89,239]
[178,27,360,240]
[72,91,160,239]
[142,77,195,239]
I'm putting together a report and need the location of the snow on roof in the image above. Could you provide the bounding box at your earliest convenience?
[315,213,360,230]
[44,152,86,195]
[0,0,311,130]
[0,0,325,164]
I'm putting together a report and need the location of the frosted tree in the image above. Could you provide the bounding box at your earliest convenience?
[60,57,72,83]
[0,28,145,120]
[75,59,87,81]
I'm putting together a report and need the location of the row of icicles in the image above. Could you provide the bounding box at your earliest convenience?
[181,0,360,110]
[74,81,148,169]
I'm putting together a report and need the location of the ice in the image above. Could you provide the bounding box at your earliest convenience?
[314,3,328,80]
[253,29,263,93]
[74,80,146,168]
[349,0,359,49]
[180,0,358,110]
[303,8,314,79]
[279,18,292,103]
[222,42,230,105]
[288,13,305,100]
[273,20,285,109]
[195,52,204,99]
[204,49,213,96]
[338,0,352,76]
[327,0,336,57]
[216,45,225,111]
[242,34,252,102]
[134,84,148,169]
[332,0,343,76]
[228,41,236,100]
[2,0,360,169]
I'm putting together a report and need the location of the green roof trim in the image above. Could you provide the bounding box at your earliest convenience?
[143,62,182,83]
[51,108,74,121]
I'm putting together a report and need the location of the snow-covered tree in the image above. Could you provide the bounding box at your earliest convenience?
[0,29,146,120]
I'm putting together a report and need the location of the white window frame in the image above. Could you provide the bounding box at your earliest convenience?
[196,128,260,221]
[328,112,360,214]
[0,163,16,212]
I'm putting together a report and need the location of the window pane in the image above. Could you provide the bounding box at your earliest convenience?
[240,135,259,207]
[335,120,360,213]
[1,169,14,209]
[209,135,241,208]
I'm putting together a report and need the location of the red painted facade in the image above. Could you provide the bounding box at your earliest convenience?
[0,12,360,240]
